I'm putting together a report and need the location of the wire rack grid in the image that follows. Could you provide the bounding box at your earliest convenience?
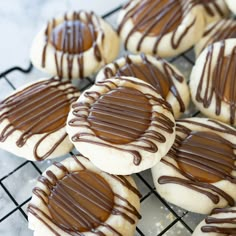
[0,5,205,236]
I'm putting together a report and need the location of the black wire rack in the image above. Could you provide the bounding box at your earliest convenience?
[0,5,204,236]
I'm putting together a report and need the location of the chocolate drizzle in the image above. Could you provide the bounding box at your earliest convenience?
[196,41,236,124]
[0,78,79,160]
[48,171,114,232]
[42,11,103,78]
[201,207,236,234]
[103,54,185,112]
[69,77,174,165]
[200,0,225,17]
[28,155,141,235]
[174,131,235,183]
[198,19,236,55]
[118,0,197,53]
[88,87,152,144]
[158,119,236,206]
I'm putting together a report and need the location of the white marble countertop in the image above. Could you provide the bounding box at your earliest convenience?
[0,0,125,72]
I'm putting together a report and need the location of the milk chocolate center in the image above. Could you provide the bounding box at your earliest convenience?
[50,20,95,54]
[88,87,152,144]
[48,170,114,232]
[117,63,170,98]
[132,0,182,36]
[7,85,70,134]
[176,131,235,183]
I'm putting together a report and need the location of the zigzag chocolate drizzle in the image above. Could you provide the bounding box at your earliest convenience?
[158,119,236,206]
[28,155,141,235]
[0,77,79,160]
[68,77,174,165]
[103,54,185,112]
[201,208,236,234]
[118,0,197,53]
[196,41,236,124]
[42,11,103,78]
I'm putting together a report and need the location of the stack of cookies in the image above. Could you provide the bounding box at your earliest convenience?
[1,0,236,235]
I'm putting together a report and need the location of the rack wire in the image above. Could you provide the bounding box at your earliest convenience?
[0,4,204,236]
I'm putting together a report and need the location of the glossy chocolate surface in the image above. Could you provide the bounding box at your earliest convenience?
[131,0,182,36]
[7,86,69,134]
[28,156,141,235]
[50,20,96,54]
[0,78,79,160]
[88,87,152,144]
[42,11,103,78]
[176,131,235,183]
[159,119,236,206]
[103,54,185,112]
[48,170,114,232]
[118,0,196,52]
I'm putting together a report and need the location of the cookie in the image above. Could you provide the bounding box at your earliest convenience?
[151,118,236,214]
[96,54,190,118]
[200,0,229,25]
[195,19,236,57]
[225,0,236,15]
[117,0,205,57]
[28,155,141,236]
[190,39,236,125]
[0,77,79,161]
[67,76,176,175]
[30,11,120,79]
[192,207,236,235]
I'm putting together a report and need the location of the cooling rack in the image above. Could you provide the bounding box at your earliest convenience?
[0,4,205,236]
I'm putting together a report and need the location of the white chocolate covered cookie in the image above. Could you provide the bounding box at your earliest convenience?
[96,54,190,118]
[117,0,205,57]
[195,19,236,57]
[67,76,176,175]
[190,39,236,125]
[0,77,80,161]
[30,11,120,79]
[28,155,141,236]
[152,118,236,214]
[192,207,236,235]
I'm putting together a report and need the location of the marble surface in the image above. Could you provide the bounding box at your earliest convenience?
[0,1,203,236]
